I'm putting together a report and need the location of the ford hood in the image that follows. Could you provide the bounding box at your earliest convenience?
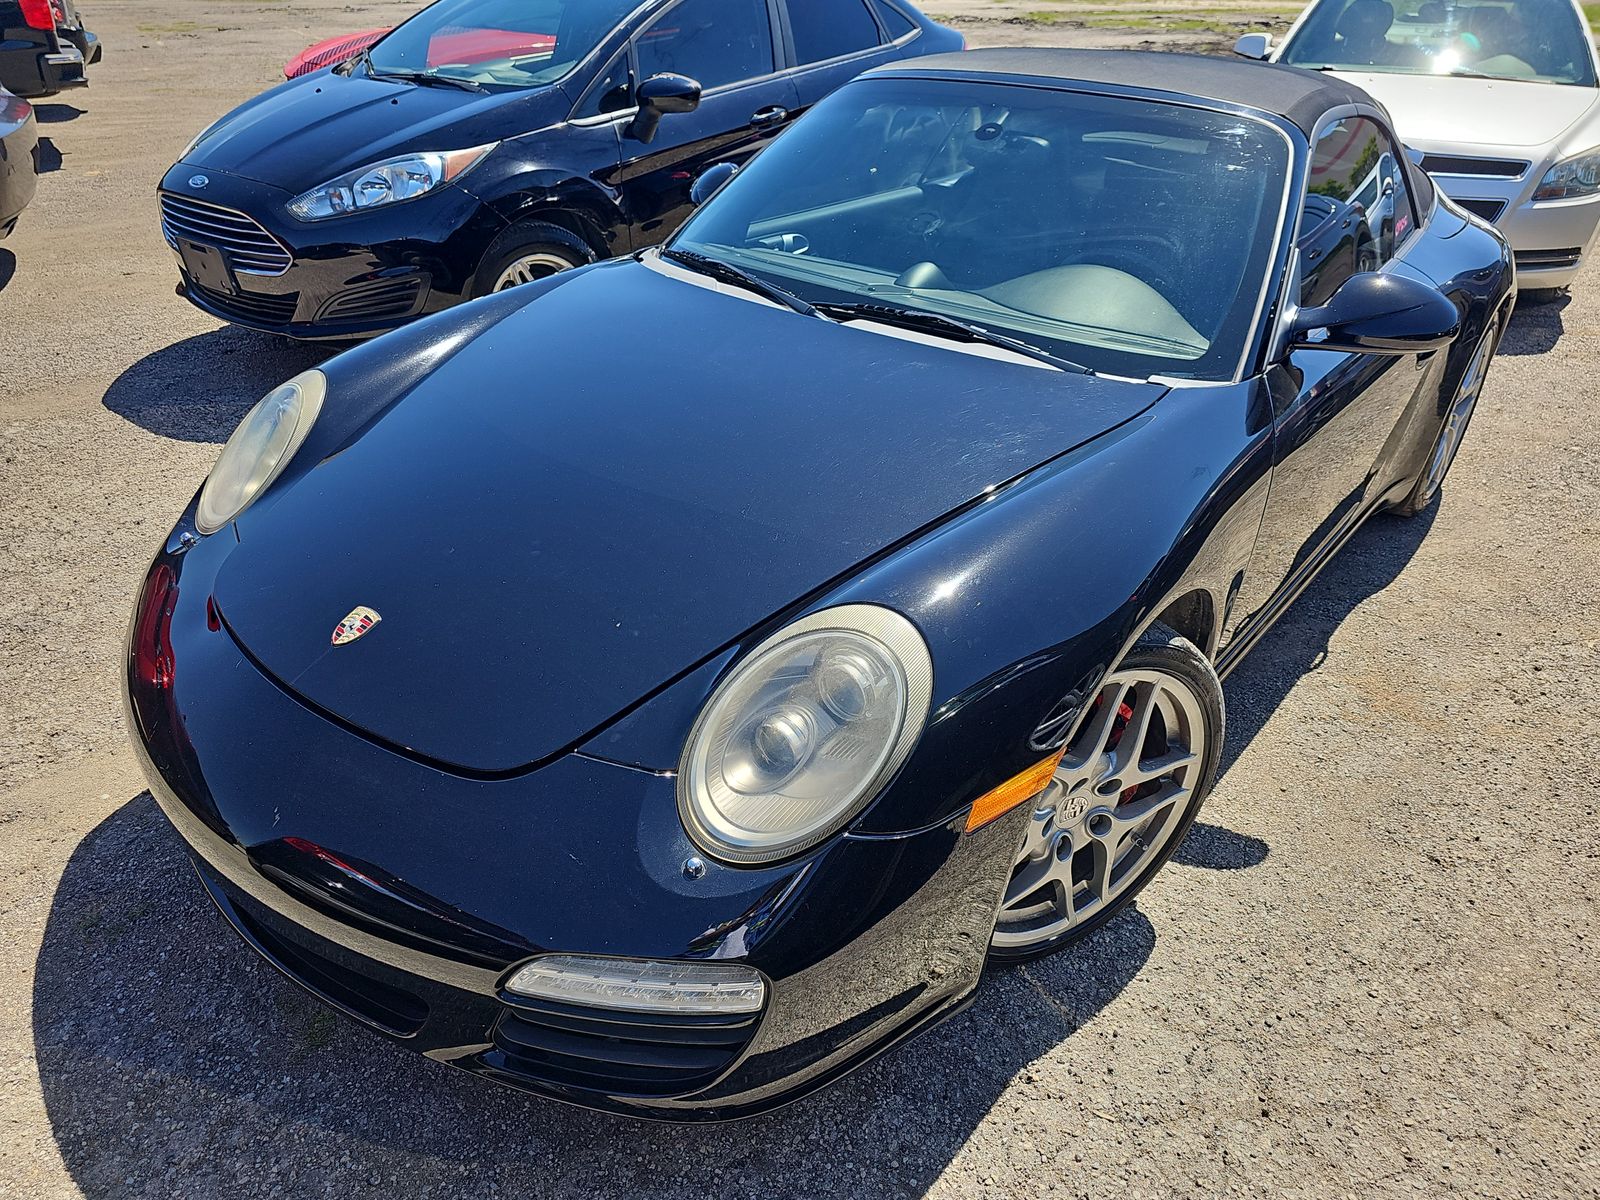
[182,68,568,193]
[214,259,1169,772]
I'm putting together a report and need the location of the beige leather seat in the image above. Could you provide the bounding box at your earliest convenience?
[981,265,1208,354]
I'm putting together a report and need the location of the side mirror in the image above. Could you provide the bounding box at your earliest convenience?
[626,72,701,144]
[689,161,739,206]
[1233,33,1272,59]
[1291,272,1461,356]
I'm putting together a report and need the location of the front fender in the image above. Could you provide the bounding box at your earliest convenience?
[584,380,1276,836]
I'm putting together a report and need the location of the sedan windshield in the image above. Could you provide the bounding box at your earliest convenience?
[1280,0,1598,86]
[670,79,1292,381]
[368,0,639,90]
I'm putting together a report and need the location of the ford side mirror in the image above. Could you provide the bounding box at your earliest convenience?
[1290,272,1461,356]
[1233,33,1272,59]
[627,73,701,144]
[690,162,739,207]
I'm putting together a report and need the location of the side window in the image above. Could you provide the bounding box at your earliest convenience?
[788,0,884,64]
[575,47,634,118]
[1299,116,1416,306]
[635,0,775,92]
[872,0,918,40]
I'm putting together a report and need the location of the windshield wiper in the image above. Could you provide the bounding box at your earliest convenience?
[815,302,1093,374]
[369,64,485,92]
[661,248,825,319]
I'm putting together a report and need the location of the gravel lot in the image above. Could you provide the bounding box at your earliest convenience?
[2,3,1598,1197]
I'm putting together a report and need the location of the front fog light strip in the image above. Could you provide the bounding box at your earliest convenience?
[504,955,766,1015]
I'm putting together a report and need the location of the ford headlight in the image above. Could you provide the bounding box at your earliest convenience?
[286,144,496,221]
[1533,148,1600,202]
[679,605,933,865]
[196,370,325,534]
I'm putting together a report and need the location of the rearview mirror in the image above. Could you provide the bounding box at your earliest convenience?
[627,73,702,144]
[1233,33,1272,59]
[1290,272,1461,356]
[690,162,739,206]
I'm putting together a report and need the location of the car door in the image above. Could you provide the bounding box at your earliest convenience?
[612,0,798,249]
[1231,114,1432,633]
[779,0,903,114]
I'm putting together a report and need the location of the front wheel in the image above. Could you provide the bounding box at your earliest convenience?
[1393,312,1503,518]
[989,626,1225,964]
[469,220,595,298]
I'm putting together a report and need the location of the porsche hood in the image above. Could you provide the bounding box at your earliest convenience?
[214,260,1168,773]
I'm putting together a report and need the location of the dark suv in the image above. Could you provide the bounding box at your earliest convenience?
[0,0,101,98]
[160,0,962,340]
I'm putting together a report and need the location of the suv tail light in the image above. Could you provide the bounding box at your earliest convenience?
[19,0,56,29]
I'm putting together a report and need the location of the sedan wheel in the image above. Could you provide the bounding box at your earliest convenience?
[492,252,578,292]
[990,629,1222,961]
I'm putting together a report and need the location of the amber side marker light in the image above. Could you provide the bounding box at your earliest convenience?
[965,749,1066,833]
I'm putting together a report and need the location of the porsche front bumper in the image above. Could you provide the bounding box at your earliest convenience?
[124,517,1027,1120]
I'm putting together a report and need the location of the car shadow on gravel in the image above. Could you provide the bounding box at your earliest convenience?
[33,791,1185,1198]
[1501,292,1569,357]
[102,327,336,443]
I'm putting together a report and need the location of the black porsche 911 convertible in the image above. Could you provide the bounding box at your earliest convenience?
[126,49,1514,1120]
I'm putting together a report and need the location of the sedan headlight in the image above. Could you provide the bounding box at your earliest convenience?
[678,605,933,866]
[286,144,496,221]
[1533,148,1600,202]
[196,370,325,534]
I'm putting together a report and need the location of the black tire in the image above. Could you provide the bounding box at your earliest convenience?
[1392,310,1504,518]
[988,624,1225,965]
[469,219,595,299]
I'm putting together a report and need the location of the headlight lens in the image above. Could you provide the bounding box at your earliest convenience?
[678,605,933,865]
[195,370,325,534]
[286,144,496,221]
[1534,149,1600,202]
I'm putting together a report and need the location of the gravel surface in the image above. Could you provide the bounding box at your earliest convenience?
[2,4,1598,1197]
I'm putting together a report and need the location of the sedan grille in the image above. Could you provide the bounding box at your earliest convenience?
[1515,248,1582,272]
[191,281,300,327]
[488,996,759,1097]
[1420,154,1530,179]
[1455,198,1507,224]
[160,192,293,276]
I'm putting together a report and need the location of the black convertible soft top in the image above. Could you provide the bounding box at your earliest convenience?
[874,49,1376,136]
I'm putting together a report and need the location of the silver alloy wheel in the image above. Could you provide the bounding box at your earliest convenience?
[991,668,1208,953]
[492,252,575,291]
[1417,316,1500,503]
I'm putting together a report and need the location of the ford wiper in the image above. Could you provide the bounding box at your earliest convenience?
[661,248,825,319]
[816,301,1092,375]
[370,64,485,92]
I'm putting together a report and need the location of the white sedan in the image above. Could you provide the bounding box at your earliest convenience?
[1237,0,1600,297]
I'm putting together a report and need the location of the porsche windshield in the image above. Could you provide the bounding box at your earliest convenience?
[1279,0,1598,86]
[367,0,638,89]
[670,79,1292,381]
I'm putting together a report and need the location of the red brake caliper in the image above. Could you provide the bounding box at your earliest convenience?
[1113,700,1139,805]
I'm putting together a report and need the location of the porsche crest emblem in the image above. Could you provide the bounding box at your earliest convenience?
[332,606,381,647]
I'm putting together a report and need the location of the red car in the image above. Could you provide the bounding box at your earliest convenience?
[286,26,555,78]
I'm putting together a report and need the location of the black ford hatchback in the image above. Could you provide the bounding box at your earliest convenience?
[160,0,961,339]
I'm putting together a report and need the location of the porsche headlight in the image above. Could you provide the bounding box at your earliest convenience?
[286,144,496,221]
[195,370,325,534]
[679,605,933,866]
[1534,149,1600,202]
